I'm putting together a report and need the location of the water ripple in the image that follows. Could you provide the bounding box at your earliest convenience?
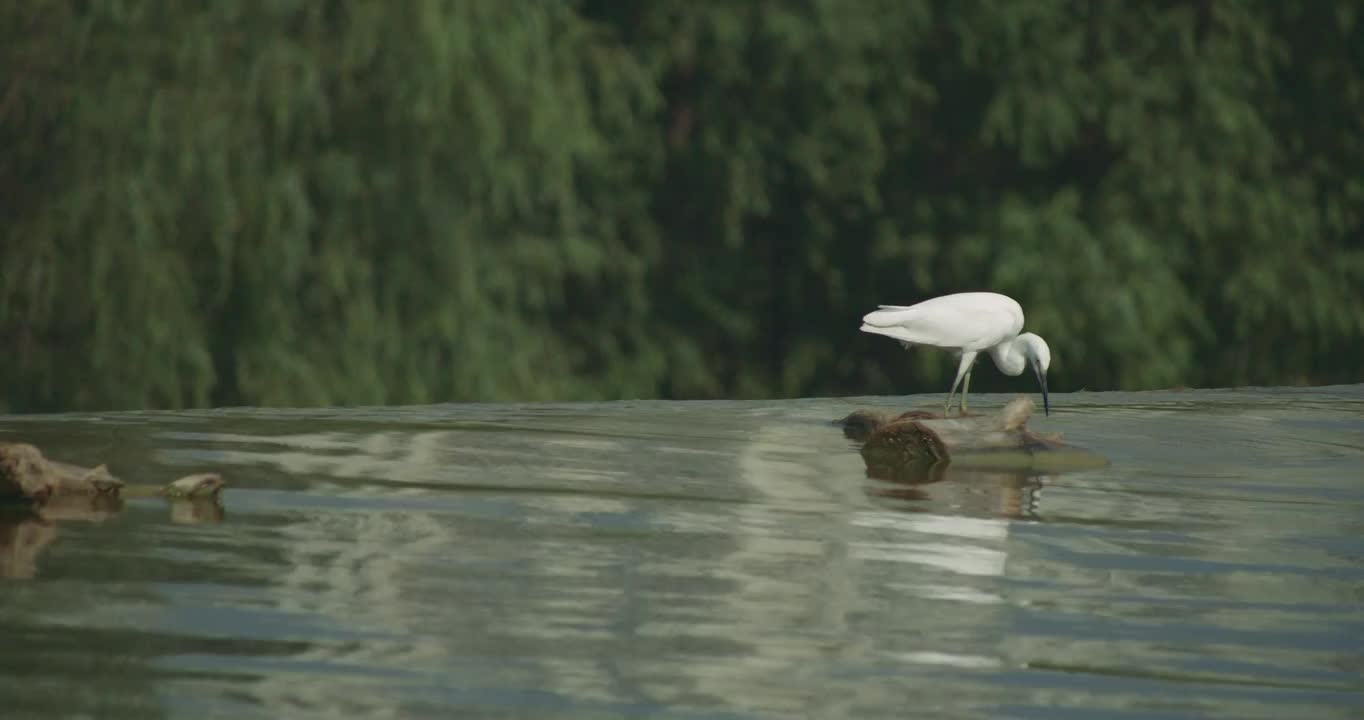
[2,387,1362,719]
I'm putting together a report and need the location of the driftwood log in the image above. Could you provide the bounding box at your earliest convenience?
[839,396,1107,482]
[0,442,225,504]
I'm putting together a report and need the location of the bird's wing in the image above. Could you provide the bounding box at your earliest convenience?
[861,293,1023,350]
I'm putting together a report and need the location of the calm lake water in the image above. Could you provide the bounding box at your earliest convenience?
[2,386,1362,719]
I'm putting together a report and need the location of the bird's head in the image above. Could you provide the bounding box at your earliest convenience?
[1017,332,1051,415]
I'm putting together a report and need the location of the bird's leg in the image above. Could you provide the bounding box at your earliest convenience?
[944,351,977,417]
[960,366,972,415]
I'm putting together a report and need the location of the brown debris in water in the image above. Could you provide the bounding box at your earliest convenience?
[1,442,229,577]
[0,442,224,505]
[838,396,1080,473]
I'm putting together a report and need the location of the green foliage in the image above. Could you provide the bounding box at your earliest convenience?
[2,0,1361,412]
[2,0,661,410]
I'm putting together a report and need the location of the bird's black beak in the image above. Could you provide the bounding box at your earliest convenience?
[1033,362,1050,416]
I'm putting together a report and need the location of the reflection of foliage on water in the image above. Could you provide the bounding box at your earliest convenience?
[1,2,1361,413]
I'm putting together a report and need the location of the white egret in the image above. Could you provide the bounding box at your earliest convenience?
[859,291,1051,416]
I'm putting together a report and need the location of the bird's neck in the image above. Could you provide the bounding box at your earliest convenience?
[988,338,1028,377]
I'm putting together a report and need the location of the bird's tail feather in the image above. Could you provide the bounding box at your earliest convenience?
[859,322,918,345]
[861,306,918,327]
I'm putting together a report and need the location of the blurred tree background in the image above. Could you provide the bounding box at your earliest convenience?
[2,0,1361,413]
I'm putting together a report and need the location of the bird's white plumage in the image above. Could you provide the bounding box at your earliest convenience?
[860,292,1024,352]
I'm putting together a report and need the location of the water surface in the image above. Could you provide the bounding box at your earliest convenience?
[3,386,1362,719]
